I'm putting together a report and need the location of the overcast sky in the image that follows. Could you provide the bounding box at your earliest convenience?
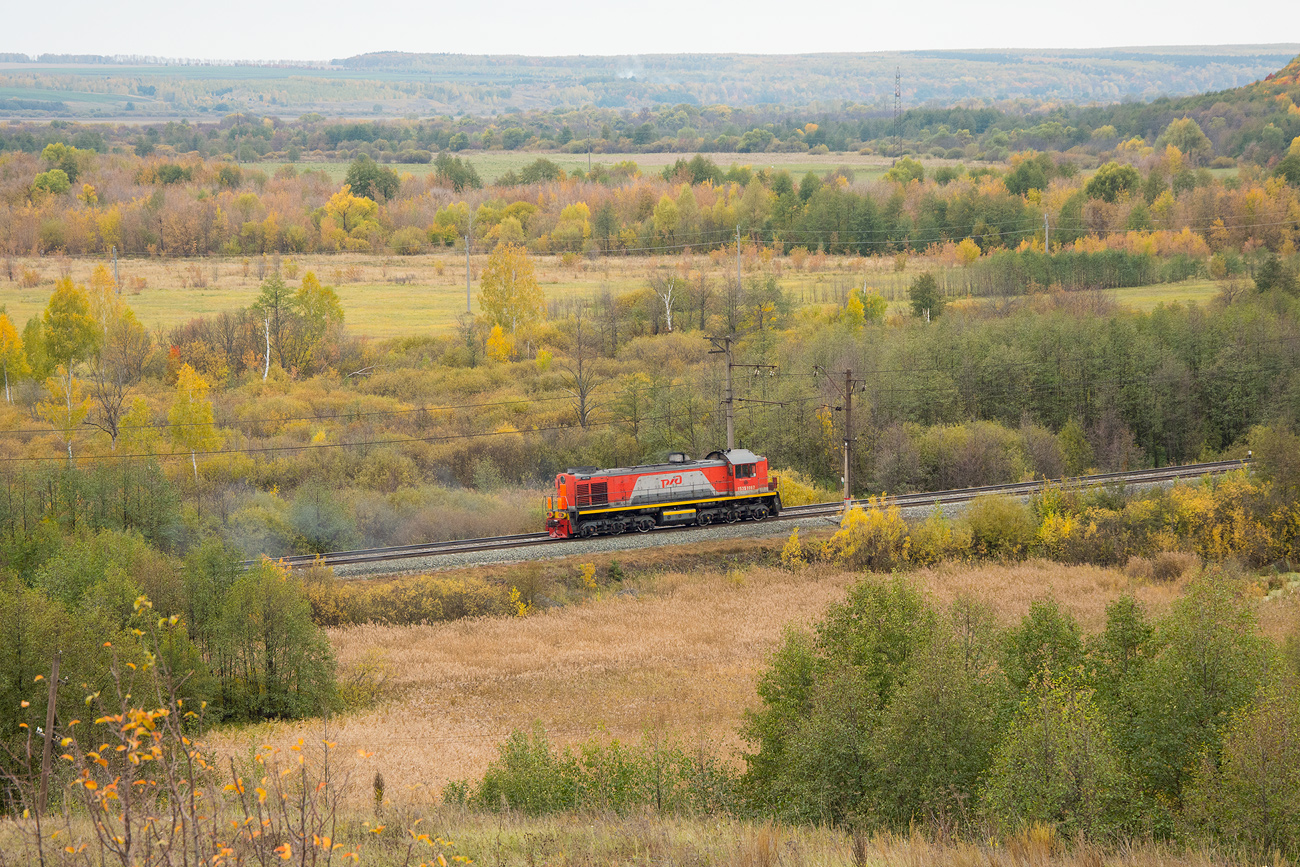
[5,0,1293,60]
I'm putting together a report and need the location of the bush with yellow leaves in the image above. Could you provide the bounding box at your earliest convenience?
[825,497,910,572]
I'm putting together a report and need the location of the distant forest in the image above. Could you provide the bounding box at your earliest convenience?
[2,52,1298,170]
[0,45,1296,118]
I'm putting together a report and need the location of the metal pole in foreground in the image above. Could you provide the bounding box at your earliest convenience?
[465,235,471,314]
[843,369,853,510]
[725,340,735,451]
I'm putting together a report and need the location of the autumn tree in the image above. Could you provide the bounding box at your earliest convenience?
[479,243,543,333]
[38,366,89,462]
[42,278,102,451]
[251,274,295,371]
[319,185,380,248]
[557,308,603,428]
[43,277,101,371]
[169,363,221,484]
[0,312,29,403]
[119,395,160,455]
[1157,117,1213,166]
[88,307,150,447]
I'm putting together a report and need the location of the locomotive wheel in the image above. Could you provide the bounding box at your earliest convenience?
[724,511,738,524]
[611,520,626,534]
[636,517,654,533]
[698,513,712,526]
[753,505,769,521]
[579,524,595,538]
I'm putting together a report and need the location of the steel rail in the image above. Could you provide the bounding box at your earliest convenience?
[245,459,1249,569]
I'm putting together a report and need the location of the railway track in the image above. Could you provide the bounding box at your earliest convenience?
[248,459,1249,570]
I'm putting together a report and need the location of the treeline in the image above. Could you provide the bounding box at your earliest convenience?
[0,457,336,731]
[3,133,1299,261]
[0,50,1296,166]
[475,577,1300,855]
[738,572,1298,849]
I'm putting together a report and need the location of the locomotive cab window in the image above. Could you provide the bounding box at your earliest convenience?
[735,463,756,479]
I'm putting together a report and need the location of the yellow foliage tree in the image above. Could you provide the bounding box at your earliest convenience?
[169,363,222,483]
[955,237,982,266]
[119,395,160,455]
[0,312,29,403]
[486,325,514,362]
[479,243,543,333]
[38,366,89,462]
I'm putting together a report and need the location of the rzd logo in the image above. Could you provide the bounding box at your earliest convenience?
[659,475,683,489]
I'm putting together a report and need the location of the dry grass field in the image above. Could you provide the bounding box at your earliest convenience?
[266,151,903,186]
[0,251,1219,340]
[0,250,919,338]
[205,558,1216,813]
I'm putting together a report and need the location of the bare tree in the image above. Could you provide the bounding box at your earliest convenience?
[649,274,676,333]
[88,315,151,447]
[688,272,715,331]
[559,308,604,429]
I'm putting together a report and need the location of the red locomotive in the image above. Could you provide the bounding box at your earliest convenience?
[545,449,781,539]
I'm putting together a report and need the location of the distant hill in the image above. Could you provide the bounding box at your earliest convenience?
[329,47,1300,109]
[0,45,1296,119]
[1057,51,1300,164]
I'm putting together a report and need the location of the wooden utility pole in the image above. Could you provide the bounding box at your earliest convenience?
[38,652,60,816]
[465,235,472,314]
[817,366,859,510]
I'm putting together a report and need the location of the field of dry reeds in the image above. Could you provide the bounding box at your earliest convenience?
[208,558,1210,812]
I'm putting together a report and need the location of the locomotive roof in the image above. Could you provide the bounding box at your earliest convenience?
[566,449,761,479]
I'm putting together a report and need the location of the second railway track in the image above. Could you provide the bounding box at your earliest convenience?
[250,459,1248,572]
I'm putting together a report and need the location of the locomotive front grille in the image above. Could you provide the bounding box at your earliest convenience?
[575,481,608,507]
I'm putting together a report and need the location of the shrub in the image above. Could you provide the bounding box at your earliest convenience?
[779,528,805,569]
[870,598,1008,827]
[1182,675,1300,857]
[908,507,971,565]
[1152,550,1199,581]
[389,225,426,255]
[826,497,910,571]
[741,578,934,824]
[964,494,1035,559]
[1125,575,1269,802]
[1002,599,1084,695]
[471,724,735,815]
[982,676,1136,838]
